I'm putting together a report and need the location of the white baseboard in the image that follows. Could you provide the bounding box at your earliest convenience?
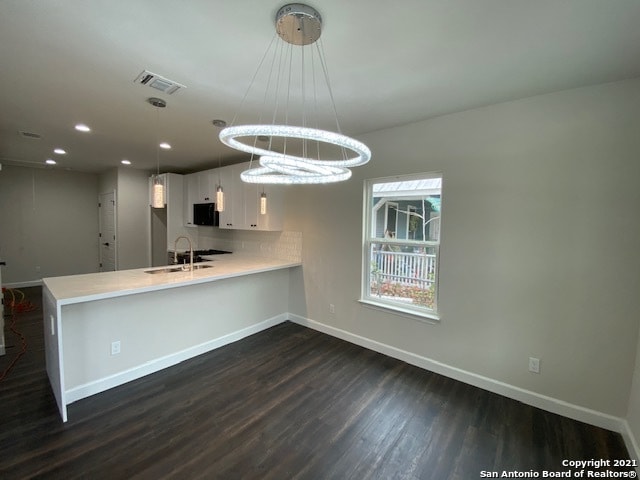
[621,420,640,469]
[65,313,288,404]
[287,314,626,435]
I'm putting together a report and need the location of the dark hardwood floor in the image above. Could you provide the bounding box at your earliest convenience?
[0,287,631,479]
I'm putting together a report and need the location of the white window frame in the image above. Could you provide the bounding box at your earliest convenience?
[361,172,442,322]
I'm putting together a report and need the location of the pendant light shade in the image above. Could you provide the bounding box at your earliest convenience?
[260,192,267,215]
[216,185,225,212]
[152,176,164,208]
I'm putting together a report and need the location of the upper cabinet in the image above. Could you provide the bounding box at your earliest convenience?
[244,180,284,231]
[180,162,284,231]
[218,162,284,231]
[196,170,216,203]
[217,164,242,229]
[184,170,216,226]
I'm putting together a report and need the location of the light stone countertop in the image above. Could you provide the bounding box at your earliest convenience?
[43,254,301,305]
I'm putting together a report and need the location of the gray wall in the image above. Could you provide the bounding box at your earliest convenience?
[0,165,152,284]
[286,78,640,421]
[0,165,99,285]
[116,168,151,270]
[98,167,151,270]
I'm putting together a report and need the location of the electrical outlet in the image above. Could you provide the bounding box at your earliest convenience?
[111,341,121,355]
[329,304,335,314]
[529,357,540,374]
[35,266,41,272]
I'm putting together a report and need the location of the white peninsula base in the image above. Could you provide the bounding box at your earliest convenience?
[43,255,300,422]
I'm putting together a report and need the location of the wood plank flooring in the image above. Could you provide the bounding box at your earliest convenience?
[0,287,631,479]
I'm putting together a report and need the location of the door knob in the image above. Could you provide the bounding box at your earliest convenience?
[102,242,110,246]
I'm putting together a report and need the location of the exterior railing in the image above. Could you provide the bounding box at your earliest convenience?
[372,250,436,289]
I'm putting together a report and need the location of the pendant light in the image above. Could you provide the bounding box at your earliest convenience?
[218,3,371,184]
[149,97,167,208]
[216,155,224,212]
[260,191,267,215]
[216,185,225,212]
[152,177,164,209]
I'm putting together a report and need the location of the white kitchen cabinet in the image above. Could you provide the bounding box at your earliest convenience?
[217,164,242,229]
[184,173,198,226]
[184,162,284,231]
[184,170,217,226]
[196,170,216,203]
[219,162,283,231]
[244,182,284,231]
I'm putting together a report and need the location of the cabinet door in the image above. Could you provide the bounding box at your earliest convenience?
[184,173,198,226]
[230,164,248,228]
[217,165,238,229]
[205,162,284,231]
[244,183,260,229]
[246,185,284,231]
[198,170,215,203]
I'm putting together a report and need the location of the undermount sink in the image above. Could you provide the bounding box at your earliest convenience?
[144,267,183,274]
[144,264,213,274]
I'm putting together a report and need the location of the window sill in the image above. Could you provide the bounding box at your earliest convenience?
[358,298,440,324]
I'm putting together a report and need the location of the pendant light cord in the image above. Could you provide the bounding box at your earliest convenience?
[316,37,348,162]
[230,33,279,129]
[155,105,160,176]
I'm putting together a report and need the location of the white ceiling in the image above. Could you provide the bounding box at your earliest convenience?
[1,0,640,174]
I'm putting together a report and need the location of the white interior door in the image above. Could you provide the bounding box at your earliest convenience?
[99,191,117,271]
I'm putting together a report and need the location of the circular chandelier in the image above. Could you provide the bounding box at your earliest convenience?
[218,3,371,185]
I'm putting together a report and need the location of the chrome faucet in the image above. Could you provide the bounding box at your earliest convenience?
[173,236,193,271]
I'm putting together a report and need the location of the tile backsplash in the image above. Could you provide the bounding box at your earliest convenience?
[194,229,302,263]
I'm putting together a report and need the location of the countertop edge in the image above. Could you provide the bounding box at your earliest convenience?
[43,259,301,306]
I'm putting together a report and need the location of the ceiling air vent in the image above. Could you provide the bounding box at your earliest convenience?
[134,70,186,95]
[19,131,42,139]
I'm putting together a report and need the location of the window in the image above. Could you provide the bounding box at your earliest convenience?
[361,172,442,320]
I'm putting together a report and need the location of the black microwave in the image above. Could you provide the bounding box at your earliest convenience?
[193,203,219,226]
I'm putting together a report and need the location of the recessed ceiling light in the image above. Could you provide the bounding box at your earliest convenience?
[121,159,131,165]
[54,148,66,155]
[159,142,171,150]
[45,159,57,165]
[75,124,91,132]
[212,119,227,128]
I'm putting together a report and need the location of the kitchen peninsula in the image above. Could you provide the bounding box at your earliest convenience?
[43,254,301,422]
